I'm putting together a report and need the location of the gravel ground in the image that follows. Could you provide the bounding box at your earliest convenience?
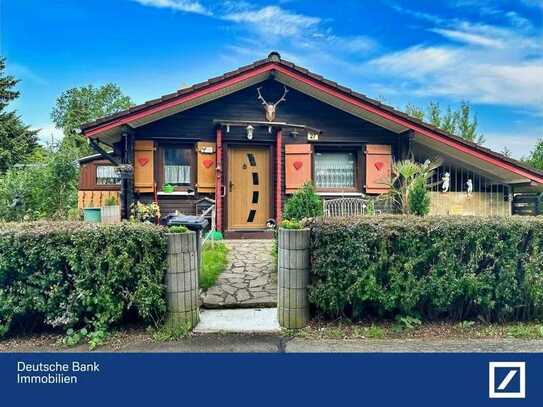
[2,322,543,353]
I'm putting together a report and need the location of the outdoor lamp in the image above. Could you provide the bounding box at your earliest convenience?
[246,125,255,140]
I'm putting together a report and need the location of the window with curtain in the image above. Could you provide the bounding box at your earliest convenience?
[315,151,356,189]
[164,146,192,186]
[96,165,121,185]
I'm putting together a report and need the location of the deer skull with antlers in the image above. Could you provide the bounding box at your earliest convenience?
[256,86,289,122]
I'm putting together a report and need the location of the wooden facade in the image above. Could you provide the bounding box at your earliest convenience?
[79,52,543,235]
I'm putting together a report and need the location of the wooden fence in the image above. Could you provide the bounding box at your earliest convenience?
[78,191,120,209]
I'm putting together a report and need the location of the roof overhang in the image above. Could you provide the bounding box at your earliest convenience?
[82,60,543,185]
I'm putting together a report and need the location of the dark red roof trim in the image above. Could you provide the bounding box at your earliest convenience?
[81,53,543,184]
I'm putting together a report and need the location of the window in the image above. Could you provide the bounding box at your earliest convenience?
[96,165,121,185]
[315,151,356,189]
[163,146,192,187]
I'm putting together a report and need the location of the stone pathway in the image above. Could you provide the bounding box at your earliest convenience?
[201,239,277,308]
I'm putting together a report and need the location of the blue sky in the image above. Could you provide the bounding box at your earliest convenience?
[3,0,542,158]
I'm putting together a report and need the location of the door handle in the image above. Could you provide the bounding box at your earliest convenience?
[229,181,233,192]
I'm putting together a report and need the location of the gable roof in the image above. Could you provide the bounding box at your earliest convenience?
[80,51,543,184]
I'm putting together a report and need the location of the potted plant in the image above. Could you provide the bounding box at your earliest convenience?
[101,195,121,224]
[83,202,102,223]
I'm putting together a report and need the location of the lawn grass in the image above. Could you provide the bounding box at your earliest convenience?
[285,319,543,340]
[200,242,229,290]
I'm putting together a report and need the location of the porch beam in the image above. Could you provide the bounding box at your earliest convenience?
[276,129,283,223]
[215,127,223,232]
[88,138,120,166]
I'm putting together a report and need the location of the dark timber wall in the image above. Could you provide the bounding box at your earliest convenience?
[133,78,401,224]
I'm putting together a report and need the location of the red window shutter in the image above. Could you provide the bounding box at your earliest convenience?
[285,144,312,193]
[365,144,392,194]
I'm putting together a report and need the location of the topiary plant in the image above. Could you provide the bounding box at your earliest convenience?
[167,225,188,233]
[408,175,430,216]
[283,182,323,221]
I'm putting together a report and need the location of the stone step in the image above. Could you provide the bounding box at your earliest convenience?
[194,308,281,334]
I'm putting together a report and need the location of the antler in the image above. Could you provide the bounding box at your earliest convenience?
[273,86,289,107]
[256,87,268,106]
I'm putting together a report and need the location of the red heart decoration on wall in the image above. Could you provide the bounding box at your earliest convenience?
[203,159,214,169]
[293,161,303,170]
[138,157,149,167]
[374,161,384,171]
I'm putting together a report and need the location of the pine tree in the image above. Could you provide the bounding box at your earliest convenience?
[0,57,39,172]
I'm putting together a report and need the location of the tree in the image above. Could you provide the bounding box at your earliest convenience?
[441,106,457,134]
[51,83,133,156]
[404,100,485,145]
[500,146,512,158]
[525,139,543,170]
[0,57,39,172]
[456,101,485,144]
[427,102,441,128]
[405,103,424,121]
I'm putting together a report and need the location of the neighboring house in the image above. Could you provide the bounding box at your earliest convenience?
[79,52,543,237]
[77,153,121,209]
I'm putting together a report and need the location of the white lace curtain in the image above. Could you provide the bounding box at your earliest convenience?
[164,165,191,185]
[96,165,121,185]
[315,152,355,188]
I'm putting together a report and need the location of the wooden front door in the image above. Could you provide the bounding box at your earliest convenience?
[227,146,270,230]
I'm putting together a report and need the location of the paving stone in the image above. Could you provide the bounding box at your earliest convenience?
[250,276,268,288]
[236,289,251,301]
[202,239,277,309]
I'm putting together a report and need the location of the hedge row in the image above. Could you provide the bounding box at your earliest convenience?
[308,216,543,322]
[0,222,167,338]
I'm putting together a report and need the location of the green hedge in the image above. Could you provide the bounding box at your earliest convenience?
[309,216,543,322]
[0,222,167,339]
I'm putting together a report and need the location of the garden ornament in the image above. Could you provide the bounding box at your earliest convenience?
[466,179,473,197]
[441,172,450,192]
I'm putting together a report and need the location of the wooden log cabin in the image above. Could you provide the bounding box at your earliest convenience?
[79,52,543,237]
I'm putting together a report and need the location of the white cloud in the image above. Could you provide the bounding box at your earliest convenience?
[32,124,64,146]
[132,0,211,15]
[485,131,543,159]
[370,45,543,114]
[8,63,47,85]
[369,5,543,115]
[430,28,504,48]
[223,6,320,38]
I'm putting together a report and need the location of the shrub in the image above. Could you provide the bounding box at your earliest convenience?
[408,176,430,216]
[308,216,543,322]
[0,222,167,342]
[167,225,188,234]
[283,182,323,221]
[0,148,78,221]
[280,219,302,230]
[103,196,118,206]
[388,159,438,215]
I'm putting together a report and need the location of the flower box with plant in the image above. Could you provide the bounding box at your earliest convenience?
[101,195,121,224]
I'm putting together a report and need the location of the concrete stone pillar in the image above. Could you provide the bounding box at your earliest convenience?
[166,231,199,328]
[277,228,310,329]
